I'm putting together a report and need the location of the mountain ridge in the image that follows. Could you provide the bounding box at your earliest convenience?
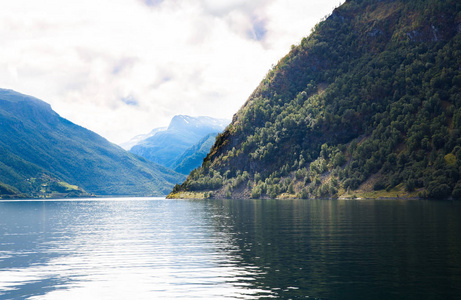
[0,89,185,198]
[170,132,219,175]
[120,127,167,151]
[129,115,229,169]
[170,0,461,200]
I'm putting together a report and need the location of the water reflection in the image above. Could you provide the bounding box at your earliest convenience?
[0,199,273,299]
[1,199,461,299]
[203,199,461,300]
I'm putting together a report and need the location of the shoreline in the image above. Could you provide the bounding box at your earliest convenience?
[167,191,432,201]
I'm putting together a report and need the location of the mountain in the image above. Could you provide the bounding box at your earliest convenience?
[170,132,218,175]
[0,89,185,198]
[129,115,229,168]
[119,127,167,151]
[169,0,461,200]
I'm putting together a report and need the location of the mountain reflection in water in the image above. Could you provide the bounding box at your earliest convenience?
[0,198,460,299]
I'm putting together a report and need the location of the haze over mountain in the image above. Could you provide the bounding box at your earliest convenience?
[170,0,461,200]
[1,0,343,145]
[0,89,185,198]
[170,133,219,175]
[120,127,167,151]
[128,115,229,172]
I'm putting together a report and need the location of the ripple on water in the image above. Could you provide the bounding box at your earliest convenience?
[0,199,275,299]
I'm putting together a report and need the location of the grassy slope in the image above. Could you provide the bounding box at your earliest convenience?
[0,89,185,197]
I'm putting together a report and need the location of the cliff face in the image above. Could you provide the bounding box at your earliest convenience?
[171,0,461,200]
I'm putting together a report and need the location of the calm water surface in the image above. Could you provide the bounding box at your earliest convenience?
[0,198,460,299]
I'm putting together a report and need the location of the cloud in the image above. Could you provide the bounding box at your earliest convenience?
[200,0,268,16]
[248,17,267,41]
[121,96,139,106]
[0,0,343,144]
[142,0,163,7]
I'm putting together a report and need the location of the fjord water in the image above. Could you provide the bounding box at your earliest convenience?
[0,199,460,299]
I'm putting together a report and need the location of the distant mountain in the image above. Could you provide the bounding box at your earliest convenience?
[129,115,229,168]
[170,132,218,174]
[170,0,461,200]
[0,89,185,198]
[119,127,167,151]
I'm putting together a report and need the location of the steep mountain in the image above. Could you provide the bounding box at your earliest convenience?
[129,115,229,168]
[0,89,185,198]
[119,127,167,151]
[170,0,461,200]
[170,132,218,174]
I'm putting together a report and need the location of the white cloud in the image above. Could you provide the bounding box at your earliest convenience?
[0,0,343,144]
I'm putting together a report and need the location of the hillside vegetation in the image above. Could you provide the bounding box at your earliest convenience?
[170,0,461,200]
[170,133,220,175]
[0,89,185,198]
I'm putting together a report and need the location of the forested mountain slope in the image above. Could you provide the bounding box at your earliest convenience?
[170,0,461,200]
[0,89,184,198]
[170,132,219,175]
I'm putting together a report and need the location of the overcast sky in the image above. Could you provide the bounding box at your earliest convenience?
[1,0,343,144]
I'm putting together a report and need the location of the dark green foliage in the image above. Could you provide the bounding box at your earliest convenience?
[0,89,185,197]
[0,182,21,198]
[427,181,452,199]
[171,0,461,199]
[452,182,461,199]
[170,133,219,174]
[373,177,388,191]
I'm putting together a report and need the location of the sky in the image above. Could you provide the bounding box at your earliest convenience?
[0,0,343,144]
